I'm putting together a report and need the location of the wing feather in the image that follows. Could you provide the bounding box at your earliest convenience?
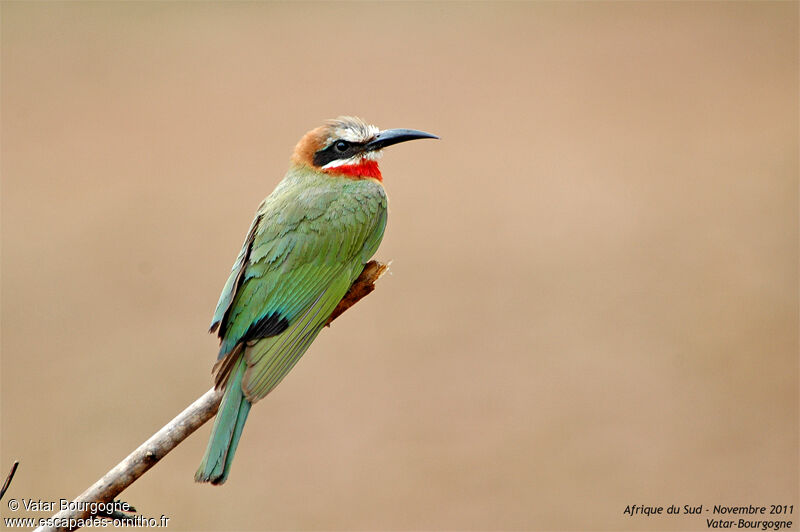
[242,271,354,400]
[210,171,387,396]
[209,206,264,336]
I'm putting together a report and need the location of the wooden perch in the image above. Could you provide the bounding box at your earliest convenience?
[0,461,19,502]
[34,260,389,532]
[326,260,388,325]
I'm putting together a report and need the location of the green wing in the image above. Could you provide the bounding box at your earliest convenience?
[210,173,387,402]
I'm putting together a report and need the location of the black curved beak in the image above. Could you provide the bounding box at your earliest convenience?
[364,128,439,152]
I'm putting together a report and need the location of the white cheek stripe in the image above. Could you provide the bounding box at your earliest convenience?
[320,150,383,169]
[322,156,360,169]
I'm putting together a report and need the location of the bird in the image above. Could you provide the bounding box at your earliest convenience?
[195,116,437,484]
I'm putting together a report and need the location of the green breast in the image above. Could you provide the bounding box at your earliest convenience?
[213,165,388,356]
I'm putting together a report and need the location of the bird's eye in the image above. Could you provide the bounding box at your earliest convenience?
[334,140,349,152]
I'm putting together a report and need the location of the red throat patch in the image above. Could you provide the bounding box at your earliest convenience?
[323,159,382,181]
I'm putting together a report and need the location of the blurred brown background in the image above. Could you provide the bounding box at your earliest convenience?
[1,2,797,530]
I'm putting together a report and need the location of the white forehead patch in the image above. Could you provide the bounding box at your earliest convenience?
[323,116,379,146]
[333,123,379,143]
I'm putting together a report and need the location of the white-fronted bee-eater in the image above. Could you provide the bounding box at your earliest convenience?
[196,116,437,484]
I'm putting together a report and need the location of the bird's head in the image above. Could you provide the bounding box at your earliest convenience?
[292,116,437,181]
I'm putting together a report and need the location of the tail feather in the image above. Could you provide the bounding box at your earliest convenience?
[195,358,251,485]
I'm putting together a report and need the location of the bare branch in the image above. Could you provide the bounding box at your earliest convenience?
[34,389,221,532]
[0,461,19,502]
[33,260,388,532]
[326,260,389,326]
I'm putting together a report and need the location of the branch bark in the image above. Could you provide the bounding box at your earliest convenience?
[34,260,389,532]
[0,461,19,502]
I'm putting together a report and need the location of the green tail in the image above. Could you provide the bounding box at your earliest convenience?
[195,358,251,485]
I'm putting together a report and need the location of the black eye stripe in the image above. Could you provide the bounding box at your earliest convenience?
[313,140,365,167]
